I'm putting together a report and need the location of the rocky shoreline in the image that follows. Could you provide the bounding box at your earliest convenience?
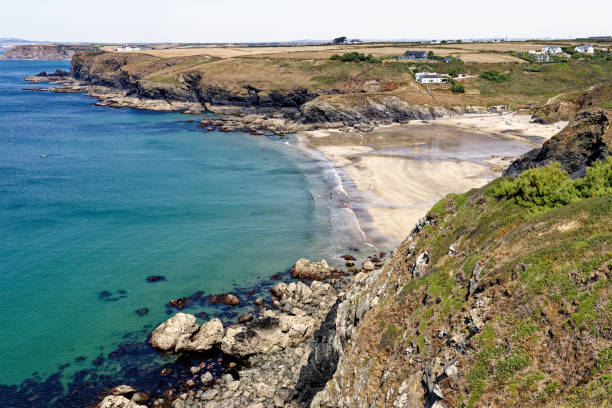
[93,255,390,408]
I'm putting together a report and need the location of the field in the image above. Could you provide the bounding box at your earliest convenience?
[102,41,571,61]
[85,40,612,109]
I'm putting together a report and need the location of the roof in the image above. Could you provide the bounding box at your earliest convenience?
[404,51,428,56]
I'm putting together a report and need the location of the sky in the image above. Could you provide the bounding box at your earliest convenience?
[1,0,611,43]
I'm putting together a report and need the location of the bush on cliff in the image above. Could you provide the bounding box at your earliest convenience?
[450,83,465,93]
[493,158,612,210]
[480,70,509,82]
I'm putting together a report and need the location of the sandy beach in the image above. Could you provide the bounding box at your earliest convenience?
[300,113,567,247]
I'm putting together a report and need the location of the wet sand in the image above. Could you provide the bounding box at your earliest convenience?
[300,114,565,247]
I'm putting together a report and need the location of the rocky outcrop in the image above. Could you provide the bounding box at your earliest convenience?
[290,259,337,280]
[504,109,611,178]
[150,314,223,352]
[221,311,316,357]
[150,278,346,408]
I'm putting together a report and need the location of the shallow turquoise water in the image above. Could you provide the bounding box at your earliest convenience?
[0,61,365,403]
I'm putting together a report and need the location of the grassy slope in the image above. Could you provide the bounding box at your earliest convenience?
[332,164,611,407]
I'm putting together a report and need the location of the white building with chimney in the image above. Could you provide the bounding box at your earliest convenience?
[542,45,563,54]
[575,44,595,54]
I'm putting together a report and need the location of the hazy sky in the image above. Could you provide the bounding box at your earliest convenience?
[1,0,611,43]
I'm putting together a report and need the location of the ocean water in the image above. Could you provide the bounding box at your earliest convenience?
[0,61,367,406]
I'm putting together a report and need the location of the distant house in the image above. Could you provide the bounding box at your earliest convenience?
[575,44,595,54]
[415,72,449,84]
[542,45,563,54]
[442,57,453,63]
[116,45,142,52]
[397,51,428,61]
[535,54,552,63]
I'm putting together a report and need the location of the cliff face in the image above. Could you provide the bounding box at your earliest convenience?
[504,109,611,178]
[307,138,611,407]
[531,82,612,124]
[0,44,94,60]
[298,96,481,125]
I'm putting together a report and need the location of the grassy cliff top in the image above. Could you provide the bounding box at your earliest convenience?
[75,41,612,109]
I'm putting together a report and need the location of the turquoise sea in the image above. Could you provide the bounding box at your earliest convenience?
[0,61,367,406]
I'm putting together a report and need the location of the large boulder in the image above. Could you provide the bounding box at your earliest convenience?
[150,313,198,351]
[504,109,611,178]
[150,314,224,352]
[290,258,335,280]
[98,395,146,408]
[180,318,224,352]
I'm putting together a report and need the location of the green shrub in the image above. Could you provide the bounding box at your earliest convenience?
[480,70,509,82]
[451,83,465,93]
[331,52,382,63]
[522,65,543,72]
[494,159,612,209]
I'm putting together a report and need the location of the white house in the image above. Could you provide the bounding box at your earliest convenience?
[542,45,563,54]
[415,72,449,84]
[116,46,142,52]
[575,44,594,54]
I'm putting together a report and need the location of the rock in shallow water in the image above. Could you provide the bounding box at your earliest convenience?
[109,384,137,396]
